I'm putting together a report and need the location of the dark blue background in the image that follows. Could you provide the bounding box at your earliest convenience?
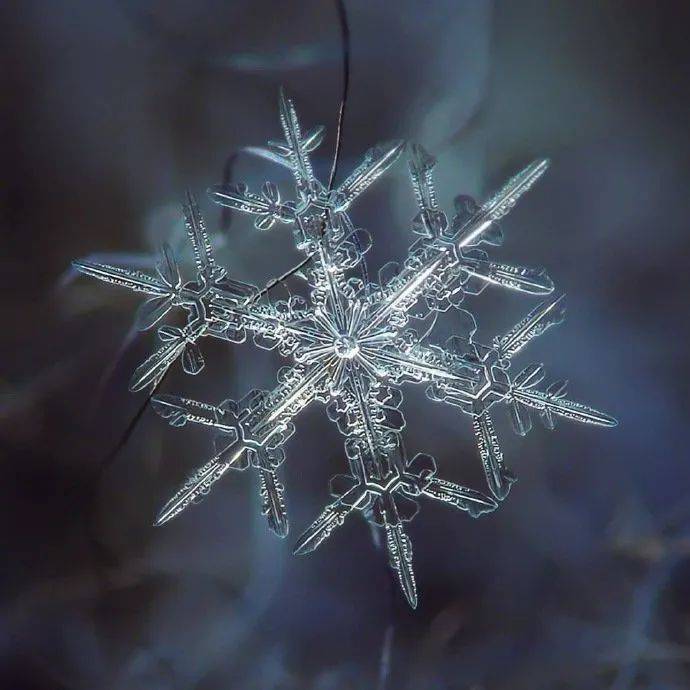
[2,2,689,688]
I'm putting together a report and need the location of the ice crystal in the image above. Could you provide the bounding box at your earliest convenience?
[74,91,616,608]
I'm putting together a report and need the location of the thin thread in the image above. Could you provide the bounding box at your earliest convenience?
[87,368,169,573]
[100,372,168,472]
[329,0,369,291]
[249,254,313,304]
[328,0,351,192]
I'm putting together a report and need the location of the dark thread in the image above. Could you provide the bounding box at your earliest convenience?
[100,372,168,472]
[249,254,313,304]
[328,0,351,192]
[329,0,369,290]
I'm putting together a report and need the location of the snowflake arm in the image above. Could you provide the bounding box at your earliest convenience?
[183,190,224,282]
[295,446,498,609]
[360,337,517,500]
[272,88,323,190]
[209,93,402,267]
[331,140,406,211]
[294,366,497,608]
[455,158,550,241]
[330,372,421,606]
[207,181,296,232]
[73,196,333,390]
[473,411,516,500]
[507,364,618,430]
[151,360,332,533]
[358,296,615,501]
[74,243,213,391]
[363,157,552,335]
[494,293,566,360]
[130,321,206,391]
[70,259,172,297]
[207,90,323,235]
[408,143,447,237]
[426,309,615,500]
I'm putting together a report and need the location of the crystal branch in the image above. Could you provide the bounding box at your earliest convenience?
[151,361,331,532]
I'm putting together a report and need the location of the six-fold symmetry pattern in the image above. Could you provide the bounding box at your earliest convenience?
[74,91,616,608]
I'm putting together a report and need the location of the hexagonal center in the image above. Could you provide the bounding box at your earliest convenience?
[334,334,359,359]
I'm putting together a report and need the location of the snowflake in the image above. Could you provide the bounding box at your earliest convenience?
[74,91,616,608]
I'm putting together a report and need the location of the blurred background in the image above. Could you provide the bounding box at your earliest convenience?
[2,1,690,688]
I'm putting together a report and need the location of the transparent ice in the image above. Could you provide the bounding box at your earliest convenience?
[74,91,616,608]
